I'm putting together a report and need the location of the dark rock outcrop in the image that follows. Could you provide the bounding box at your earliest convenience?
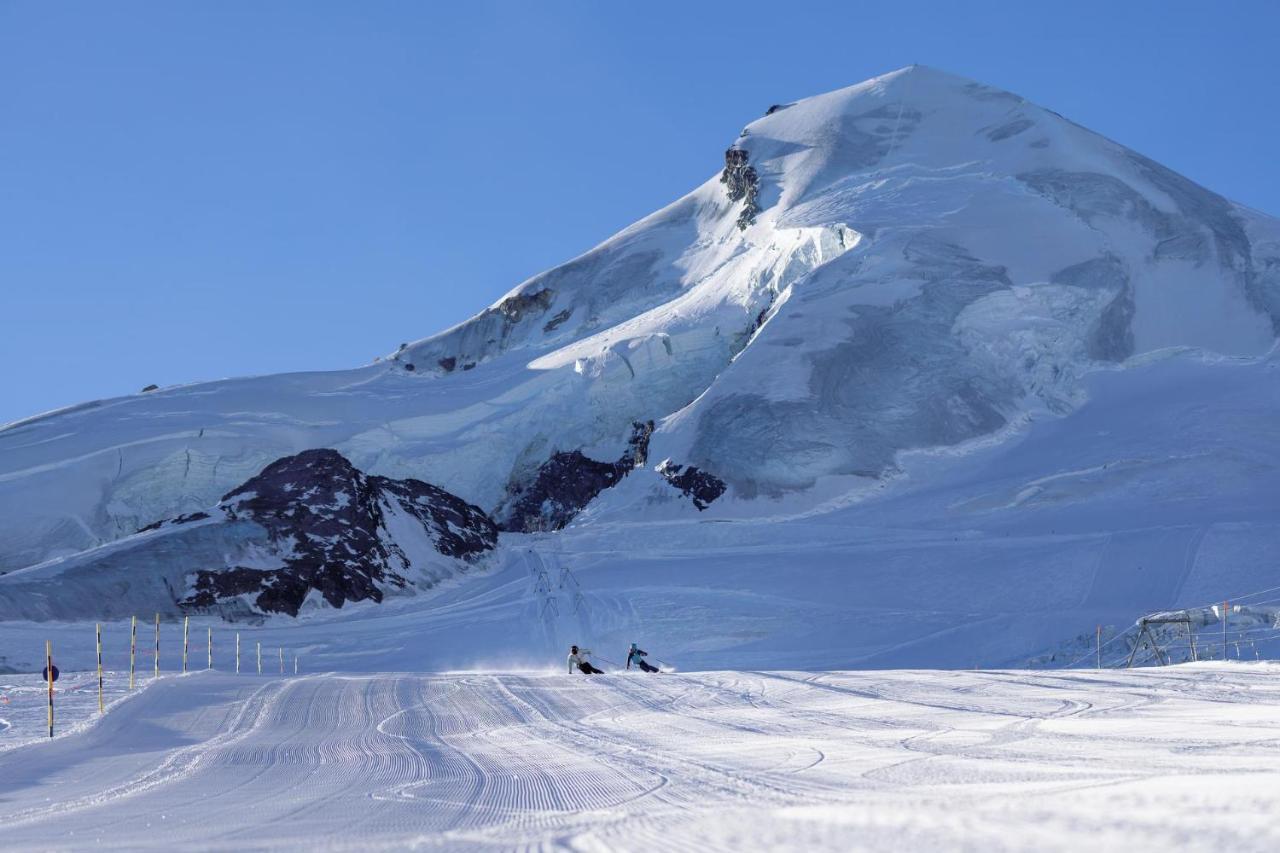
[543,308,573,333]
[137,511,210,534]
[368,474,498,560]
[498,288,555,322]
[499,451,626,533]
[500,421,655,532]
[179,449,497,617]
[657,460,727,511]
[625,420,655,469]
[720,148,760,230]
[417,288,558,376]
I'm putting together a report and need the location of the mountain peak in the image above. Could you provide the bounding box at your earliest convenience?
[734,66,1060,220]
[842,63,996,98]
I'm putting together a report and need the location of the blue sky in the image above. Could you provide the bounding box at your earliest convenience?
[2,1,1277,424]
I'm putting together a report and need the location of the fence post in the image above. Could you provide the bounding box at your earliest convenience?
[130,615,137,690]
[96,623,104,715]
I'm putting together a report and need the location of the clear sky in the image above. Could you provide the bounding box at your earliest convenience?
[2,1,1277,425]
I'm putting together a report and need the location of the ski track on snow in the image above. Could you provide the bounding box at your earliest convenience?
[0,666,1278,850]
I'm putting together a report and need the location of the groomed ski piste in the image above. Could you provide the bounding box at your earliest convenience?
[1,663,1279,851]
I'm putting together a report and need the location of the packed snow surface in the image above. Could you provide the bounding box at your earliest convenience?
[1,664,1278,851]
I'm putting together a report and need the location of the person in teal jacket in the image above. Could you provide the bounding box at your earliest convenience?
[626,643,660,673]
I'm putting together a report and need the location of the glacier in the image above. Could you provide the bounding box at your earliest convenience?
[1,66,1278,670]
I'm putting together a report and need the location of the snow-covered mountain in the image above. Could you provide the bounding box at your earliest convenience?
[1,67,1278,664]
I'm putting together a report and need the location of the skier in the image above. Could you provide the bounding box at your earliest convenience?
[626,643,660,673]
[567,645,604,675]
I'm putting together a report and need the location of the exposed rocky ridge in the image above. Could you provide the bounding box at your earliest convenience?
[138,511,210,533]
[178,449,498,617]
[500,422,655,532]
[720,147,760,230]
[394,288,559,375]
[657,461,727,510]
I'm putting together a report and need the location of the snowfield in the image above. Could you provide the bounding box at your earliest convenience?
[4,65,1279,616]
[3,63,1280,851]
[1,665,1278,851]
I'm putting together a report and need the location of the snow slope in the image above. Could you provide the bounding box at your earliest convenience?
[1,665,1278,851]
[2,342,1275,674]
[3,65,1277,569]
[1,65,1279,669]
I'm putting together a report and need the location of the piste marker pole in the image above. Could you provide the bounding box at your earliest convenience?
[96,623,104,714]
[46,640,54,738]
[182,616,189,674]
[154,613,160,679]
[207,627,213,670]
[130,615,137,689]
[257,641,262,675]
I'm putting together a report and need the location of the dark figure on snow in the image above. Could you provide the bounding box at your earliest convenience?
[568,645,604,674]
[626,643,660,672]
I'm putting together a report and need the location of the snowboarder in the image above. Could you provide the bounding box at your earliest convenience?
[626,643,660,672]
[567,645,604,675]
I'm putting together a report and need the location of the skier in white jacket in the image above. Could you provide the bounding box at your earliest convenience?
[567,645,604,674]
